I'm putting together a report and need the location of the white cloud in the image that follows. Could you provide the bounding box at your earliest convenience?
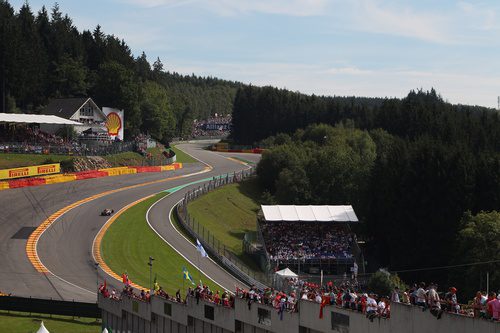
[327,67,373,76]
[457,1,498,31]
[120,0,328,16]
[347,0,451,44]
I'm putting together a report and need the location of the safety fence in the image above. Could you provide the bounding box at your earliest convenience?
[0,295,100,318]
[0,163,183,191]
[175,168,271,289]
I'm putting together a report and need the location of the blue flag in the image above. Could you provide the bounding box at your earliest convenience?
[196,239,208,258]
[182,267,195,285]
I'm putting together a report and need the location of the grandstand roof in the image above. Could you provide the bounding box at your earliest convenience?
[0,113,81,125]
[261,205,359,222]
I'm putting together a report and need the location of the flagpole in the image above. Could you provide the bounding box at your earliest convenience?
[198,254,201,284]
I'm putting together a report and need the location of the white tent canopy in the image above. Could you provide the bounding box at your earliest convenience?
[275,267,298,278]
[0,113,81,125]
[261,205,358,222]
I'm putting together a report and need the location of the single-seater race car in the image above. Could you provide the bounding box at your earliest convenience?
[100,208,114,216]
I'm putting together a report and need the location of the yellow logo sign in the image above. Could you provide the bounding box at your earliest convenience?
[106,112,122,136]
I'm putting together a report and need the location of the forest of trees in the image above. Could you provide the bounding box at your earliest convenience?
[0,1,240,142]
[247,88,500,299]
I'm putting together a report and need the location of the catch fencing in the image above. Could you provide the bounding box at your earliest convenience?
[175,168,270,289]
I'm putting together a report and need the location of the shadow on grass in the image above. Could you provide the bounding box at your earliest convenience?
[0,310,101,326]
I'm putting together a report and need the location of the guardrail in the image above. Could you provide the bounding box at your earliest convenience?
[175,169,270,289]
[0,295,100,318]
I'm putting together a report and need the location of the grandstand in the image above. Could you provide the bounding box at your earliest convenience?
[257,205,361,276]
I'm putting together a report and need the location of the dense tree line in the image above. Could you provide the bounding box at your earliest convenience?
[253,90,500,298]
[0,1,240,142]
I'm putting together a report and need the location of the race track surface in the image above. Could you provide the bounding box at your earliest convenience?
[0,143,260,302]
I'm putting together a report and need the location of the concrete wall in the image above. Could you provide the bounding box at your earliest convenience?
[100,295,500,333]
[390,302,499,333]
[234,297,299,333]
[185,296,235,332]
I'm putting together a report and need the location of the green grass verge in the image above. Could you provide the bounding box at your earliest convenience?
[101,193,222,296]
[0,311,100,333]
[171,145,197,163]
[186,178,262,270]
[0,153,73,169]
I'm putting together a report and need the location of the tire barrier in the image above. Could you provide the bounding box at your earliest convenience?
[0,163,183,191]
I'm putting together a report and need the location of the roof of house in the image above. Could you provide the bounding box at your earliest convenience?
[42,98,91,119]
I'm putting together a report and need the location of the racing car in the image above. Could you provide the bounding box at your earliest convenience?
[100,208,114,216]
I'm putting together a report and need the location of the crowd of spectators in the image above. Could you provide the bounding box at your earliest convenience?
[261,222,354,262]
[0,126,65,145]
[191,114,231,138]
[98,275,499,324]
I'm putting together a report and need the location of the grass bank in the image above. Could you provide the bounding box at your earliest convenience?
[100,193,221,295]
[186,178,262,270]
[0,311,100,333]
[171,145,197,163]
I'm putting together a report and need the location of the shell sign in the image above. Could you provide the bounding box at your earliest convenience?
[102,107,124,140]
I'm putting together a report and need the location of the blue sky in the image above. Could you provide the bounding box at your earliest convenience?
[10,0,500,108]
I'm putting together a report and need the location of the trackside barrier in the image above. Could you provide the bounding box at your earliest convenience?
[0,163,184,191]
[212,147,265,154]
[133,166,162,173]
[99,167,137,176]
[175,168,269,289]
[8,178,47,188]
[0,295,100,318]
[43,174,78,184]
[160,165,175,171]
[75,170,108,180]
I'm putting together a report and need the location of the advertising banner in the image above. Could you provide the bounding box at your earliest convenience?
[0,163,60,180]
[102,107,124,141]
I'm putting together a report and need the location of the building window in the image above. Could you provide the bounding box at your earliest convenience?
[79,105,94,117]
[331,312,349,332]
[204,305,214,320]
[257,308,271,326]
[132,301,139,313]
[164,302,172,316]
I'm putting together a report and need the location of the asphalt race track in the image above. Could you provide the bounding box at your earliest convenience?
[0,142,261,302]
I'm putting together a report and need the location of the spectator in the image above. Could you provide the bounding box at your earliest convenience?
[427,284,443,319]
[444,287,459,313]
[366,293,378,322]
[391,287,400,303]
[416,282,427,310]
[487,293,500,321]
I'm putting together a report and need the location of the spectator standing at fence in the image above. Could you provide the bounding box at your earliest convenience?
[366,294,378,322]
[427,284,443,319]
[444,287,459,313]
[487,294,500,321]
[473,291,485,318]
[486,292,497,319]
[391,287,400,303]
[416,282,427,310]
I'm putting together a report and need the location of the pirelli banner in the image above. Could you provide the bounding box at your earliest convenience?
[0,163,60,180]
